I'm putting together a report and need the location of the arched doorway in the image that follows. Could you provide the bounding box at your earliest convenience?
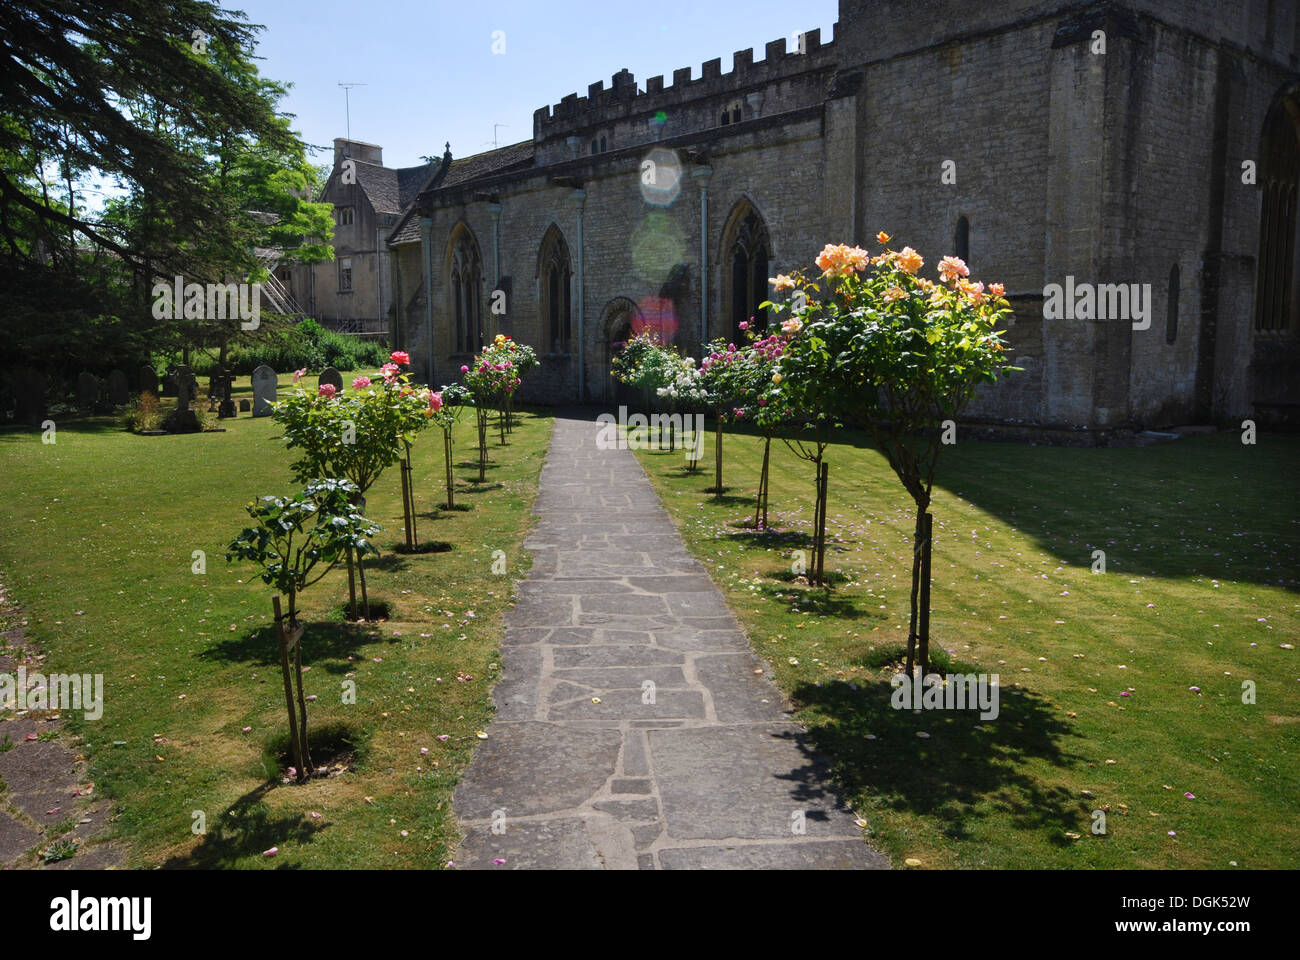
[720,199,771,343]
[601,297,643,407]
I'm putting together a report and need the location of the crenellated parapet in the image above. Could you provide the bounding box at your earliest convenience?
[530,25,840,162]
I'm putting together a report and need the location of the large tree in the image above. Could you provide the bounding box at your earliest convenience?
[0,0,332,381]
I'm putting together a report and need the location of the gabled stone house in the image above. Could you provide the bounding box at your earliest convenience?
[284,138,437,337]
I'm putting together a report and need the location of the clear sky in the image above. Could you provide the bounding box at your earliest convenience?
[238,0,840,171]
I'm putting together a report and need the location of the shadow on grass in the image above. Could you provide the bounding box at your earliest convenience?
[725,528,816,549]
[787,661,1088,844]
[390,541,453,555]
[162,780,322,868]
[459,480,504,492]
[199,620,378,671]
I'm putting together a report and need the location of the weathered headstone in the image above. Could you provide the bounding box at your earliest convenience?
[139,365,158,397]
[12,370,48,426]
[107,369,129,407]
[238,398,251,413]
[251,365,277,417]
[76,372,99,411]
[318,367,343,392]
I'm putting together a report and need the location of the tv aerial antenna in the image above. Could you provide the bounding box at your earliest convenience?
[338,82,368,140]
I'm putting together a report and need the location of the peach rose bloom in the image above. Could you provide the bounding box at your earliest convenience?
[896,247,924,275]
[989,282,1006,298]
[876,231,892,244]
[882,286,907,303]
[781,318,803,334]
[845,246,871,272]
[769,274,796,291]
[938,256,970,283]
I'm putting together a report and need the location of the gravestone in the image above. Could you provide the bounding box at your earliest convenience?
[107,369,129,407]
[13,371,48,426]
[216,367,237,419]
[139,365,158,397]
[251,365,277,417]
[238,398,251,413]
[76,372,99,411]
[165,365,200,432]
[318,367,343,392]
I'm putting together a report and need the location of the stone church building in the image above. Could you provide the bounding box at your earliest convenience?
[374,0,1299,435]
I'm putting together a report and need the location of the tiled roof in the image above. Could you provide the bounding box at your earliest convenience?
[436,140,534,189]
[352,159,438,215]
[386,141,536,247]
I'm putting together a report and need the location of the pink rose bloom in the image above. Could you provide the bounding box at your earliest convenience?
[429,391,443,413]
[461,365,470,374]
[380,362,400,380]
[318,383,337,398]
[352,376,371,390]
[504,361,513,369]
[293,368,306,383]
[390,350,411,365]
[739,321,749,331]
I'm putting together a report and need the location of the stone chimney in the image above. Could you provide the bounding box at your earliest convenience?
[333,138,384,168]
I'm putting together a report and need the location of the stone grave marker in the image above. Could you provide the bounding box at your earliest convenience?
[76,371,99,411]
[13,371,48,426]
[107,369,129,407]
[139,365,158,397]
[318,367,343,392]
[251,365,277,417]
[238,398,251,413]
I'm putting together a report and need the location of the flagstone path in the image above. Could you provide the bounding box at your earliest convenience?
[452,414,888,870]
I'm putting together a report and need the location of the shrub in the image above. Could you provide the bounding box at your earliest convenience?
[120,391,163,432]
[182,318,388,377]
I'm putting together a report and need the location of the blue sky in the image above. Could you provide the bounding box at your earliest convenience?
[239,0,839,171]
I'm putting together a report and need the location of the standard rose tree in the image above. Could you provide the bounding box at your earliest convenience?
[226,478,380,782]
[427,382,472,509]
[769,235,1018,674]
[461,336,528,481]
[273,351,430,617]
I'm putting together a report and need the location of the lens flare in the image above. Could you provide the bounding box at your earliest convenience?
[639,147,682,206]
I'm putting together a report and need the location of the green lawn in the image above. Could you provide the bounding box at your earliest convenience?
[633,422,1300,869]
[0,374,551,868]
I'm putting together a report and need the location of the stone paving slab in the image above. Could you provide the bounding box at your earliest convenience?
[451,414,886,870]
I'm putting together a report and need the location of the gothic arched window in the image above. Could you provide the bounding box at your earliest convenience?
[539,225,573,353]
[448,226,483,354]
[1254,95,1300,331]
[723,203,770,342]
